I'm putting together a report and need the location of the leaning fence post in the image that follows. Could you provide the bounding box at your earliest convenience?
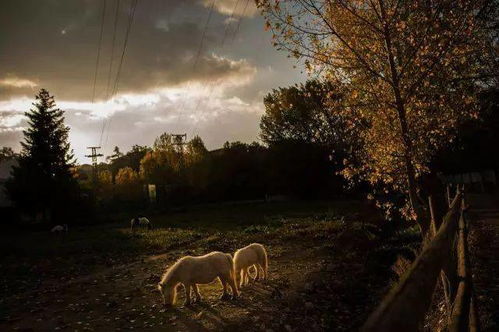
[449,194,472,332]
[429,195,451,310]
[447,184,452,208]
[429,196,437,236]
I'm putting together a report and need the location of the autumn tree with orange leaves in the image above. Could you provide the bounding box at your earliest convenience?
[257,0,498,235]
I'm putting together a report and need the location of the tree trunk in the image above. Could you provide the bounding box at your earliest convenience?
[379,0,429,236]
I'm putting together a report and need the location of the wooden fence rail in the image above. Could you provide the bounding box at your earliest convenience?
[361,188,477,332]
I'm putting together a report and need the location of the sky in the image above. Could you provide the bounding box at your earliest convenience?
[0,0,304,163]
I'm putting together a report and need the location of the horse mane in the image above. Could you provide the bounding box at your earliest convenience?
[159,260,181,286]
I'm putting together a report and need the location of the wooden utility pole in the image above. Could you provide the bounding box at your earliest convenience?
[85,146,103,188]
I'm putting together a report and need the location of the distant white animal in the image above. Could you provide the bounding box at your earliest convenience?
[158,251,239,306]
[51,224,68,234]
[130,217,151,231]
[234,243,268,287]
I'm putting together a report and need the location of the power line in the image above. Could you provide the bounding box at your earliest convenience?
[173,0,217,129]
[111,0,138,97]
[104,0,139,148]
[220,0,240,47]
[106,0,121,99]
[231,0,250,42]
[99,0,121,147]
[193,0,216,70]
[188,0,240,121]
[189,0,249,138]
[91,0,107,104]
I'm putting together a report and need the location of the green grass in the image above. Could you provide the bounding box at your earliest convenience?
[0,199,425,332]
[0,199,375,300]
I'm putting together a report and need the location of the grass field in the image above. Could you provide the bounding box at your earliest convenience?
[0,199,419,331]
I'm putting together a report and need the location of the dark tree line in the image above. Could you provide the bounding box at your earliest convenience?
[3,81,498,224]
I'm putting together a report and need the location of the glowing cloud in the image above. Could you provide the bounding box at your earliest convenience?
[0,77,37,88]
[200,0,258,17]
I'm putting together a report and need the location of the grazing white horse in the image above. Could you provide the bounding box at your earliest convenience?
[158,251,239,306]
[51,224,68,234]
[234,243,268,287]
[130,217,151,231]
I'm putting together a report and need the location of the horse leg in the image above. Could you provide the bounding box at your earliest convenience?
[257,263,265,281]
[219,277,231,300]
[184,284,192,306]
[242,268,247,286]
[239,269,245,288]
[193,284,202,302]
[227,273,240,298]
[252,265,260,281]
[244,267,251,285]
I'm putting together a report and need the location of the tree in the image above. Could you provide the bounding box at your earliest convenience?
[6,89,77,222]
[434,86,499,173]
[260,80,353,197]
[106,146,123,163]
[140,149,177,185]
[185,135,208,165]
[115,167,142,201]
[98,170,113,185]
[261,80,349,148]
[266,140,342,198]
[153,133,175,152]
[0,147,16,162]
[107,145,149,181]
[257,0,498,235]
[115,167,140,185]
[260,79,358,169]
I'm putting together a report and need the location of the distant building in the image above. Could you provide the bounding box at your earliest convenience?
[0,159,17,207]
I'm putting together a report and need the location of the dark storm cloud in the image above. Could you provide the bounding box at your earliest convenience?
[0,0,255,101]
[0,0,305,158]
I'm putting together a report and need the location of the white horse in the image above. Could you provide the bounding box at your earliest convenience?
[130,217,151,231]
[51,224,68,234]
[158,251,239,306]
[234,243,268,287]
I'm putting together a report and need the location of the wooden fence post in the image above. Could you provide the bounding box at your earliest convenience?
[361,193,463,332]
[449,197,472,331]
[429,196,437,236]
[447,184,452,208]
[429,195,451,310]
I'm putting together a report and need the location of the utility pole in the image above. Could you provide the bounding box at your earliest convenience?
[171,134,187,153]
[85,146,103,189]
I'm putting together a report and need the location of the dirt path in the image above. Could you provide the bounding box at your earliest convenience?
[469,193,499,332]
[0,240,356,331]
[0,202,393,331]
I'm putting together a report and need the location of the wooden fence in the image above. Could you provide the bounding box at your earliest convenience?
[361,187,478,332]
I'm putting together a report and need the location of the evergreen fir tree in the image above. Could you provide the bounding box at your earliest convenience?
[6,89,77,222]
